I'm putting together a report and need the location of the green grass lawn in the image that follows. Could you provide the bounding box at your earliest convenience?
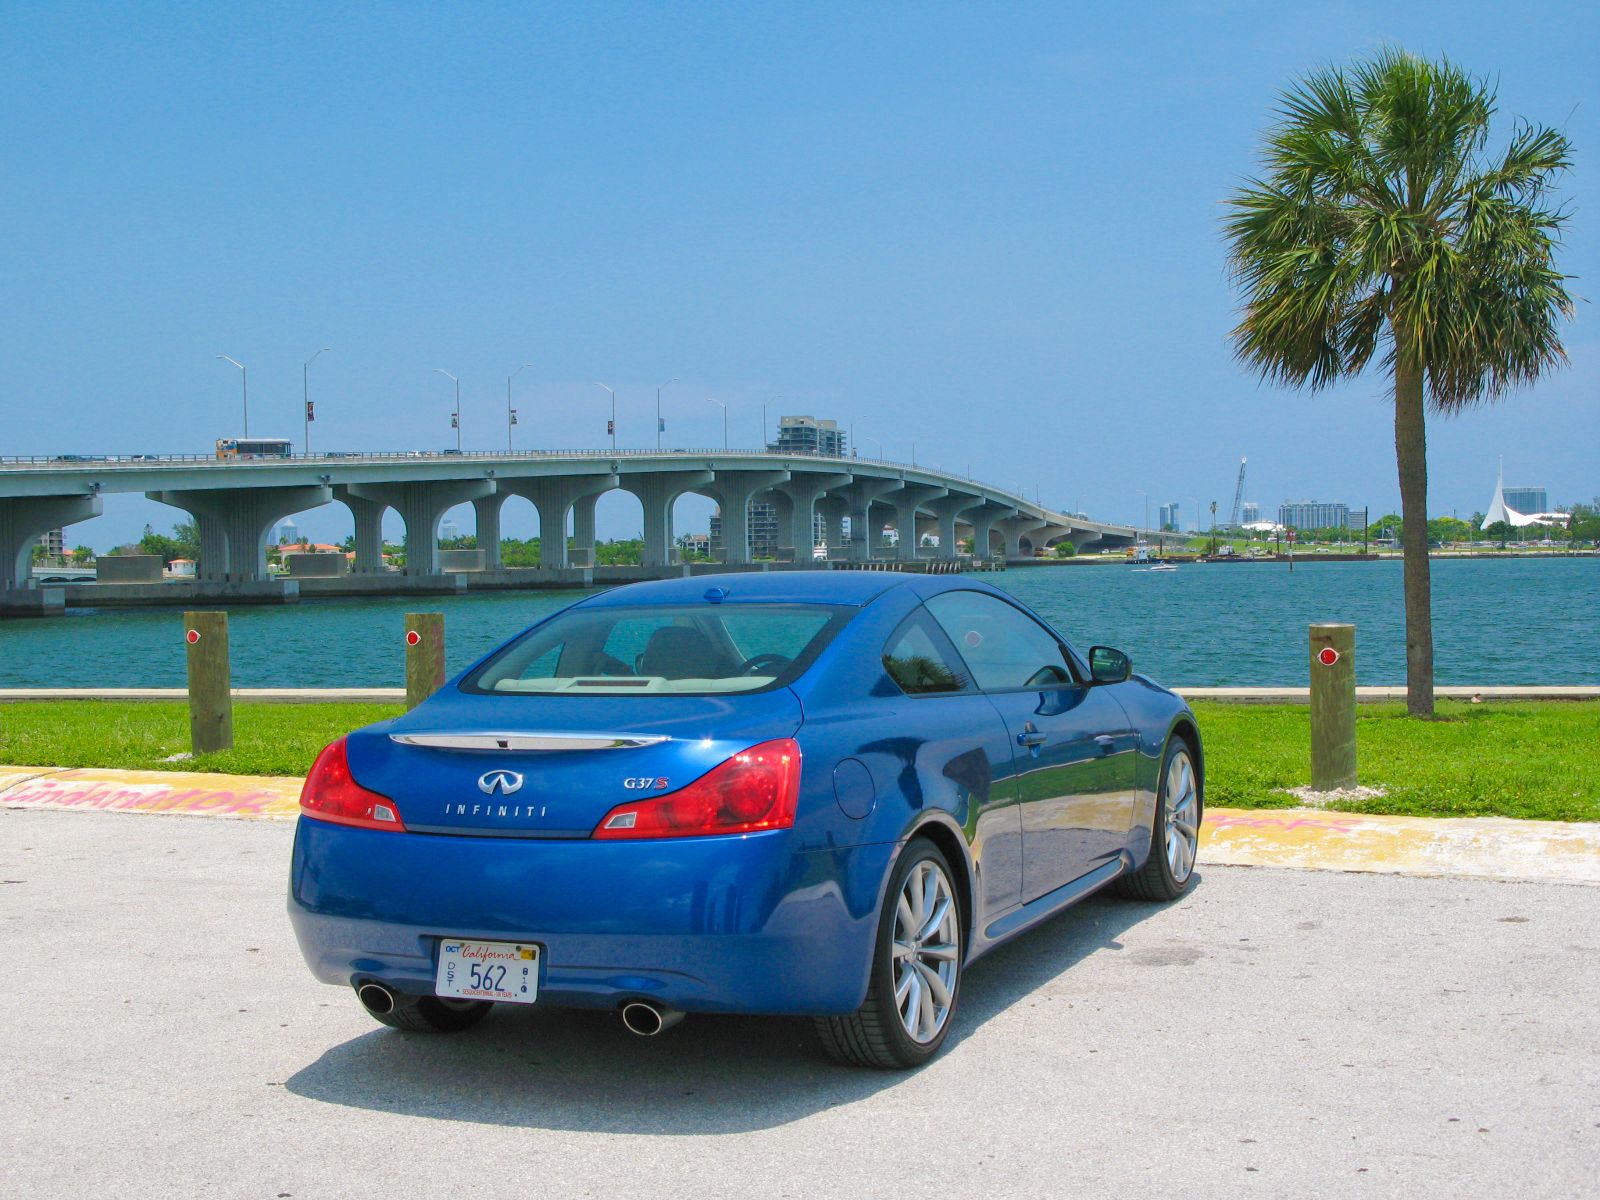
[0,701,403,779]
[1,698,1594,822]
[1191,700,1599,822]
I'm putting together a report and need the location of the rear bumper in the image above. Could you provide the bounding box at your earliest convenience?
[288,816,895,1016]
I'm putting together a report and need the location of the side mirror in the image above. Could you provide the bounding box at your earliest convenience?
[1088,646,1131,684]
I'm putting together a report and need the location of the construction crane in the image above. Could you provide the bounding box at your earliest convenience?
[1228,457,1248,527]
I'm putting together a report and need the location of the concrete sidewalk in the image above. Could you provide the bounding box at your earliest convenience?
[4,762,1596,886]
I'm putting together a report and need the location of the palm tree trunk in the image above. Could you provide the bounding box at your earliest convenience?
[1393,348,1435,717]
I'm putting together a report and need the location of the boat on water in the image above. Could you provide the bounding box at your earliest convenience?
[1149,563,1179,572]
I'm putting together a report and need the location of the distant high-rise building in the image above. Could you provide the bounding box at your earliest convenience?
[277,519,301,545]
[1241,502,1260,524]
[41,528,66,557]
[1502,486,1547,515]
[1158,502,1180,531]
[1278,500,1349,531]
[767,415,847,458]
[709,501,781,559]
[439,518,460,542]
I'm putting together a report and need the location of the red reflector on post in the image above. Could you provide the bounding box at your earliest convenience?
[594,739,801,839]
[299,737,406,831]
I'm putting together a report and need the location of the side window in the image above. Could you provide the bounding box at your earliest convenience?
[924,591,1074,692]
[882,610,973,695]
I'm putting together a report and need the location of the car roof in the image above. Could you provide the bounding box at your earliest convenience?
[576,569,1000,608]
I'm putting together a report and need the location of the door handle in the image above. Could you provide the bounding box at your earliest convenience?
[1094,735,1117,753]
[1017,730,1048,748]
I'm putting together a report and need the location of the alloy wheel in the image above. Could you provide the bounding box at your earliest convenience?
[1164,749,1199,883]
[891,859,960,1043]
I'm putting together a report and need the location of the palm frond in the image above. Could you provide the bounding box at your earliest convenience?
[1222,47,1573,409]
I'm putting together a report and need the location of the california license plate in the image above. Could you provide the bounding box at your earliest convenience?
[435,940,540,1004]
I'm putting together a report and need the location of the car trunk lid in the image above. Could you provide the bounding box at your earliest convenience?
[345,689,804,838]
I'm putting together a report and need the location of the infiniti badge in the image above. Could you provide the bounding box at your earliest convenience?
[478,770,525,796]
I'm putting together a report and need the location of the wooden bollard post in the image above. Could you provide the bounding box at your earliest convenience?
[405,612,446,710]
[183,611,233,754]
[1309,622,1356,790]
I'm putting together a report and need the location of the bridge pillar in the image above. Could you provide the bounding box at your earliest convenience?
[928,495,985,560]
[998,516,1049,560]
[703,470,790,564]
[884,484,947,560]
[771,472,851,559]
[473,493,506,569]
[0,493,103,590]
[571,493,600,566]
[817,496,848,560]
[149,485,331,582]
[498,473,618,569]
[333,488,387,574]
[1070,527,1107,550]
[961,504,1017,560]
[868,501,899,559]
[1033,524,1073,556]
[343,480,495,576]
[834,477,901,561]
[620,470,714,567]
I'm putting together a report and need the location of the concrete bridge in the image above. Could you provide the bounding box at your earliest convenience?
[0,449,1135,599]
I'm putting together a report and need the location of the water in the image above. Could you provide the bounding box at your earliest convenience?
[1,557,1595,689]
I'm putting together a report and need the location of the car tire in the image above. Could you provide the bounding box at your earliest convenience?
[1116,737,1201,902]
[364,990,493,1034]
[814,839,964,1070]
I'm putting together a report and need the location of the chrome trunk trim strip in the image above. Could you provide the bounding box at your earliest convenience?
[388,732,670,752]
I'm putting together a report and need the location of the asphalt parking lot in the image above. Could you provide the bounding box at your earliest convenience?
[3,808,1596,1199]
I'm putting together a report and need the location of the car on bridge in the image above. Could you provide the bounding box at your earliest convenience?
[288,571,1202,1067]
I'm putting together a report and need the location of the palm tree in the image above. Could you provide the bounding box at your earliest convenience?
[1225,49,1573,716]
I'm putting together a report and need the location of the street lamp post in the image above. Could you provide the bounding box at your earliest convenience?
[1137,489,1149,536]
[864,435,883,460]
[656,378,677,450]
[216,355,248,437]
[302,347,330,457]
[593,383,616,451]
[507,362,533,453]
[434,369,461,451]
[706,398,728,450]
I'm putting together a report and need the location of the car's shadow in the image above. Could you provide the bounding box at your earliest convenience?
[284,884,1192,1134]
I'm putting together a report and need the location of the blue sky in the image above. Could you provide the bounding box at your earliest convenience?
[1,1,1594,548]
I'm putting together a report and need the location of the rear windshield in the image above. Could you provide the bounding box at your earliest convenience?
[464,603,851,695]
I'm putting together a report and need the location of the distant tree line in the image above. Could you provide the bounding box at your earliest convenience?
[438,534,648,565]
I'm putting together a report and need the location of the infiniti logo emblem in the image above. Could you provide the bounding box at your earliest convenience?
[478,770,525,795]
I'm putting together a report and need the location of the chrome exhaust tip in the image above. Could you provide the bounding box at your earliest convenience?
[620,1001,684,1037]
[357,982,396,1016]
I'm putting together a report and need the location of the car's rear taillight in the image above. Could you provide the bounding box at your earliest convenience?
[593,738,801,839]
[299,737,407,832]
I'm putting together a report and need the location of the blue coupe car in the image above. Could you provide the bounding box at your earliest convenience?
[289,571,1203,1068]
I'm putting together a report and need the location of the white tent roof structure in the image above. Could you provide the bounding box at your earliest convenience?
[1481,462,1541,529]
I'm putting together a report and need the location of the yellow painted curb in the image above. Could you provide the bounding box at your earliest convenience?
[1202,807,1600,885]
[0,765,301,819]
[3,766,1597,885]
